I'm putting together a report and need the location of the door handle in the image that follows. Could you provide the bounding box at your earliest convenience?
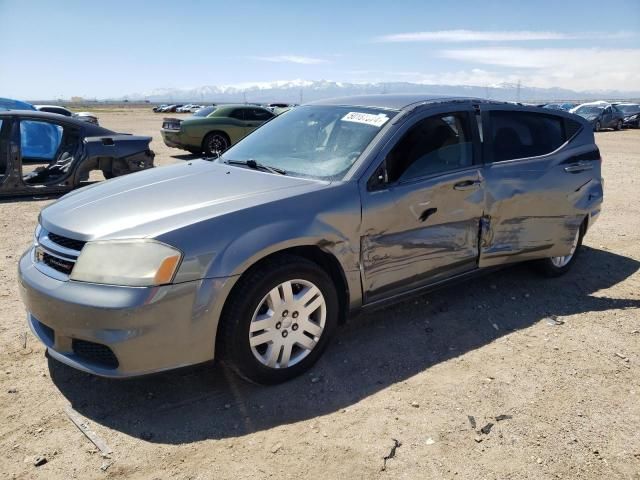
[453,180,481,191]
[419,207,438,222]
[564,162,593,173]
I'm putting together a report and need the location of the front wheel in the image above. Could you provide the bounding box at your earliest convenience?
[217,255,339,384]
[535,225,584,277]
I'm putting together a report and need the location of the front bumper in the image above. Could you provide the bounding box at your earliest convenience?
[18,249,231,377]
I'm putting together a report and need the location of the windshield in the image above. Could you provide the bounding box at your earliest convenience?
[574,105,604,114]
[219,105,396,180]
[617,104,640,113]
[193,106,216,117]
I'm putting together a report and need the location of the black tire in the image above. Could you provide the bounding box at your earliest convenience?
[202,132,230,157]
[534,222,585,277]
[217,255,339,384]
[615,120,623,131]
[101,168,114,179]
[594,121,601,132]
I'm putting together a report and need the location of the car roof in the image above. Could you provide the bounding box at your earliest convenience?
[35,105,71,110]
[307,94,490,111]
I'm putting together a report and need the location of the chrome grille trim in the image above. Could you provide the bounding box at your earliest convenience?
[33,227,84,281]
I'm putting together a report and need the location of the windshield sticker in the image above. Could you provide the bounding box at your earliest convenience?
[341,112,389,127]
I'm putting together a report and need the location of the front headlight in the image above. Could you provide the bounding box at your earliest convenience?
[70,239,182,286]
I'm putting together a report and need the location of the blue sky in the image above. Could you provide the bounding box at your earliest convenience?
[1,0,639,99]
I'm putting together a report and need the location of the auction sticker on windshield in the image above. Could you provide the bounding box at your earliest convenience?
[341,112,389,127]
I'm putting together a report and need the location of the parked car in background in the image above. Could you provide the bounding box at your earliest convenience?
[0,97,35,111]
[570,102,624,131]
[161,104,275,155]
[543,102,576,112]
[177,104,196,113]
[0,110,154,197]
[153,104,168,112]
[161,105,184,113]
[35,105,73,117]
[73,112,99,125]
[614,103,640,128]
[19,95,602,384]
[35,105,99,125]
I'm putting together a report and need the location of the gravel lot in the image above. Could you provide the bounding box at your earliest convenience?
[1,109,639,480]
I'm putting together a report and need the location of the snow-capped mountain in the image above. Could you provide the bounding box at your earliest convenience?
[123,80,640,103]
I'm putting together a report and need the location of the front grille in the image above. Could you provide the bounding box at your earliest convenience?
[72,339,119,369]
[47,232,86,252]
[42,252,74,275]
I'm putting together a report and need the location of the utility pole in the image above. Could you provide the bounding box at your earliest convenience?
[243,92,247,104]
[299,88,303,104]
[516,80,521,103]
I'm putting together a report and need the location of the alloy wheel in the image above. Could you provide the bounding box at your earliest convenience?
[248,279,326,369]
[207,134,228,155]
[550,229,580,268]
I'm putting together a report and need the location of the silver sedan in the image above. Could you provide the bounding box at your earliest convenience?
[18,95,603,384]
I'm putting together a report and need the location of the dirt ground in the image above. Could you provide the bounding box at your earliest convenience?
[1,109,639,480]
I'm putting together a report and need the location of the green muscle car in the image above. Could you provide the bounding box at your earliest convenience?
[161,104,276,156]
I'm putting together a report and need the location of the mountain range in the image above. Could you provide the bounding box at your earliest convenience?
[123,80,640,104]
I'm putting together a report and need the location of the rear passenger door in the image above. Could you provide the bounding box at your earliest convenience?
[478,105,597,267]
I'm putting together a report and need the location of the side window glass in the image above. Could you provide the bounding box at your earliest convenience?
[386,112,474,183]
[489,111,564,162]
[251,108,274,121]
[20,120,63,161]
[229,109,244,120]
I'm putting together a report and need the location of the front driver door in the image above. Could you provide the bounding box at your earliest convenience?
[359,107,484,303]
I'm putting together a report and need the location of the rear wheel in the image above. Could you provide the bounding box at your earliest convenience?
[594,121,601,132]
[101,168,114,179]
[202,132,229,157]
[615,120,623,131]
[535,223,584,277]
[217,255,338,384]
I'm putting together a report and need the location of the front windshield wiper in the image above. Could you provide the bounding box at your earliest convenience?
[224,159,286,175]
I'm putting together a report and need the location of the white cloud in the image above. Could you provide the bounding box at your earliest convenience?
[438,47,640,91]
[249,55,328,65]
[375,29,633,43]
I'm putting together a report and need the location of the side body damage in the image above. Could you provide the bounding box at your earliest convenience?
[0,110,154,198]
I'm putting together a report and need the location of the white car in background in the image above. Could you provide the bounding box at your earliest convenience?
[35,105,99,125]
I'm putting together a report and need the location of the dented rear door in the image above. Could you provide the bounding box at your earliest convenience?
[478,105,601,267]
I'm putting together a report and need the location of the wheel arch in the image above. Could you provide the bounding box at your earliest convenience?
[220,245,351,327]
[202,129,231,146]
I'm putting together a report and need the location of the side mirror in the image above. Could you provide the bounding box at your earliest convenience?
[367,163,388,191]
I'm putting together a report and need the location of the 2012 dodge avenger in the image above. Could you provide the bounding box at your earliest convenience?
[19,95,603,384]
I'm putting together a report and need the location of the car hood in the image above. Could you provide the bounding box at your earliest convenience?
[40,160,326,241]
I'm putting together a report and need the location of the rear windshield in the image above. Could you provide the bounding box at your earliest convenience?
[193,106,216,117]
[574,105,604,114]
[617,104,640,113]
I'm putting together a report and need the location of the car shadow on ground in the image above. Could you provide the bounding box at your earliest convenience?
[49,246,640,444]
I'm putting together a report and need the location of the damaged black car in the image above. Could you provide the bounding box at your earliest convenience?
[0,110,154,198]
